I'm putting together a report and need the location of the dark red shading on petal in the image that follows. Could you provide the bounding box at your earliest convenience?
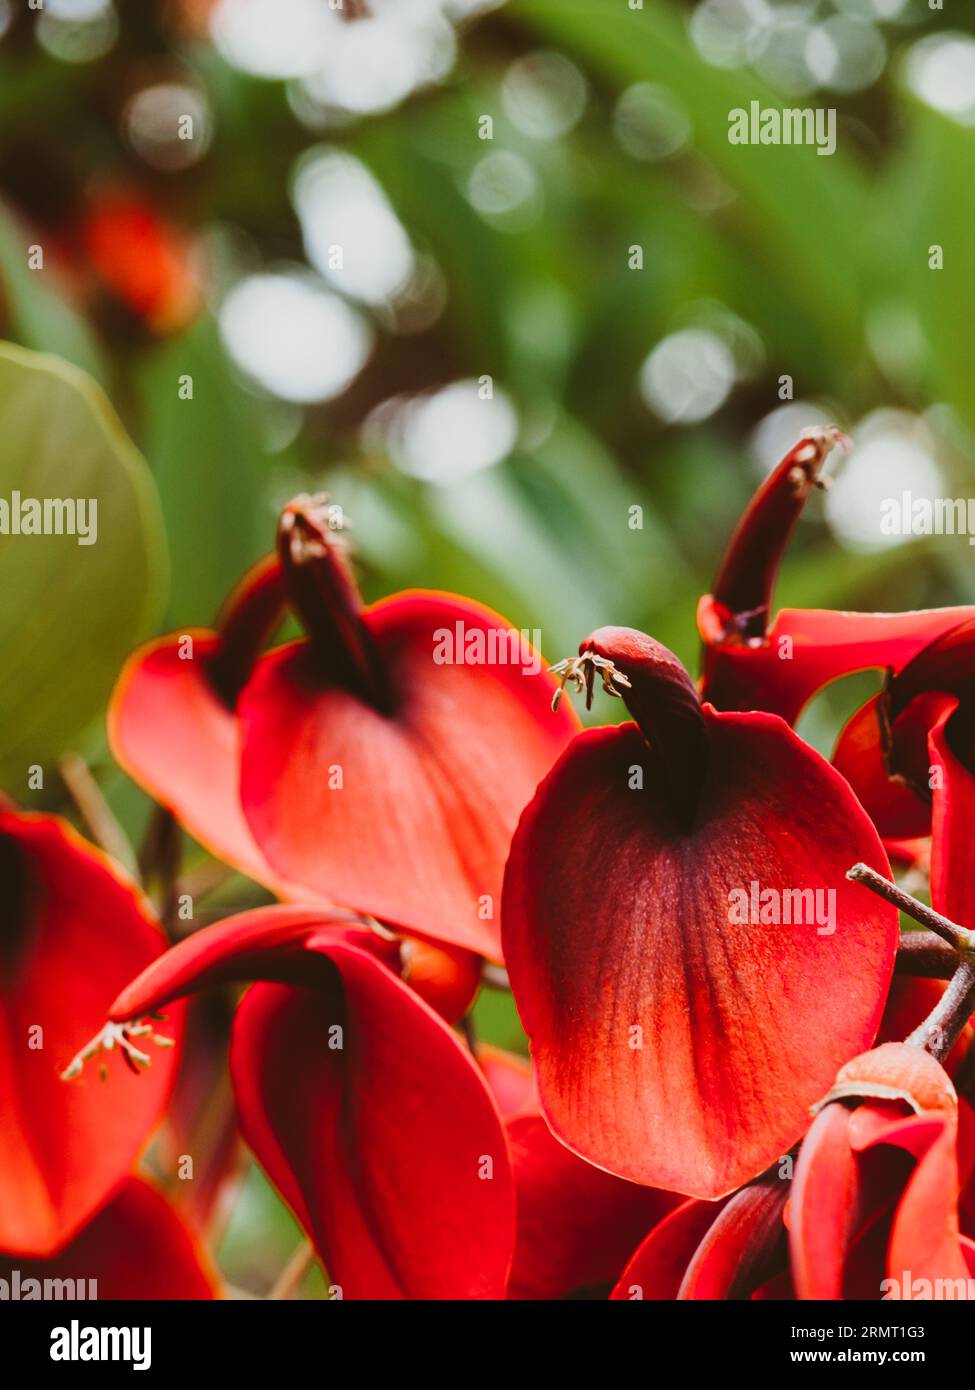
[505,1114,680,1299]
[611,1199,730,1300]
[239,593,579,959]
[0,810,179,1257]
[0,1178,215,1299]
[582,627,709,826]
[503,704,897,1198]
[231,969,514,1299]
[858,1106,969,1294]
[677,1174,789,1300]
[832,694,936,841]
[700,603,974,726]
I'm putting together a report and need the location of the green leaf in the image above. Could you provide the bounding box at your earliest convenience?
[0,341,166,790]
[136,315,273,625]
[509,0,867,369]
[0,201,106,382]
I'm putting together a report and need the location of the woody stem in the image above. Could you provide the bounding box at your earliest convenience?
[848,863,975,1061]
[847,863,975,954]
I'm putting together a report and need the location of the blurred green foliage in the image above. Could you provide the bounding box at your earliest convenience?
[2,0,974,1293]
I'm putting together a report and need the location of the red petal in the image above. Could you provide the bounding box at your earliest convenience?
[0,810,179,1256]
[107,905,395,1022]
[708,428,847,638]
[858,1108,968,1293]
[929,712,975,925]
[109,633,298,894]
[0,1178,215,1298]
[790,1104,858,1299]
[832,694,938,840]
[479,1045,537,1120]
[503,709,897,1197]
[505,1114,679,1299]
[239,594,579,959]
[611,1199,729,1300]
[700,603,974,725]
[677,1174,789,1300]
[230,960,514,1298]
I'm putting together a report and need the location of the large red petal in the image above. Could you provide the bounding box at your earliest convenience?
[502,709,897,1197]
[0,811,179,1256]
[239,593,579,959]
[505,1114,679,1299]
[230,954,515,1299]
[0,1178,215,1298]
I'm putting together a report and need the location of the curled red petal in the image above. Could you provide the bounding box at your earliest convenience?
[502,706,897,1197]
[832,693,938,841]
[678,1173,789,1300]
[709,427,847,640]
[700,603,975,725]
[230,959,515,1299]
[239,593,579,959]
[0,1178,215,1298]
[790,1103,858,1299]
[611,1198,730,1301]
[107,905,394,1022]
[0,810,179,1256]
[506,1113,679,1299]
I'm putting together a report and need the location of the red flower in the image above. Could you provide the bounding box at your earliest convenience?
[0,1179,215,1300]
[502,627,898,1197]
[106,906,516,1299]
[698,429,972,724]
[236,497,577,958]
[81,188,200,334]
[790,1043,975,1299]
[111,499,578,960]
[0,807,179,1257]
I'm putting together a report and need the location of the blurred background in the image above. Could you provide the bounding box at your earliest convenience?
[3,0,974,1293]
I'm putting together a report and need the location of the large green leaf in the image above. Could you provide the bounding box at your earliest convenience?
[0,341,166,789]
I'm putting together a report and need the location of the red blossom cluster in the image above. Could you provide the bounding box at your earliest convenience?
[5,427,975,1300]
